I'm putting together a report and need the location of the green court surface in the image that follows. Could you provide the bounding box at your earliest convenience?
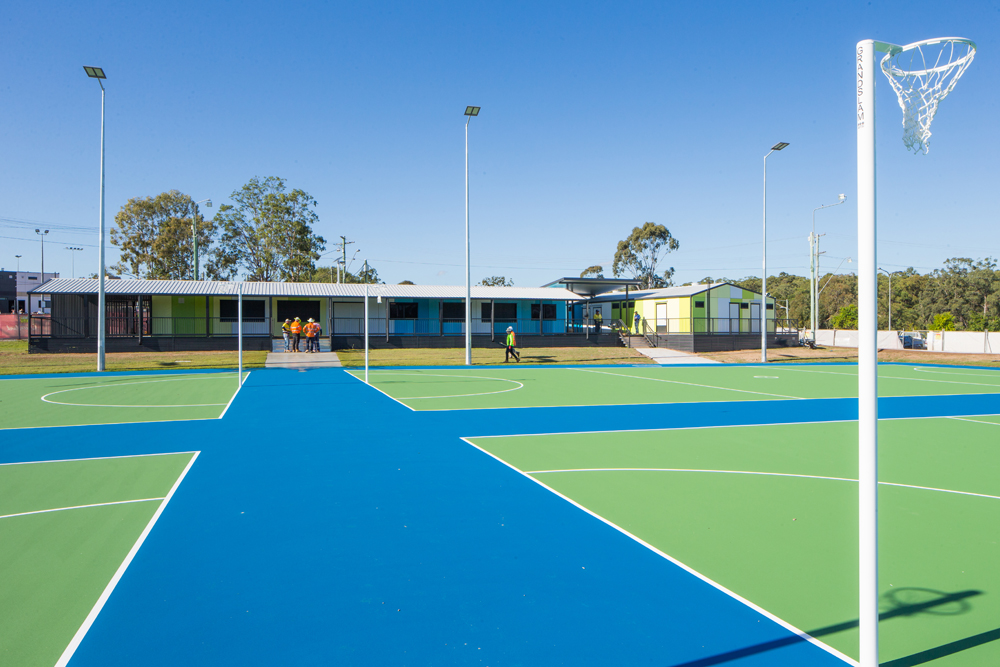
[351,364,1000,411]
[0,452,198,667]
[467,415,1000,665]
[0,372,246,430]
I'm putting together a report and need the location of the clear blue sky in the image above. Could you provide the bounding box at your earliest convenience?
[2,1,997,286]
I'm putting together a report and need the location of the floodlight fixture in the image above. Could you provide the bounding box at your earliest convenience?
[771,142,790,151]
[464,106,480,116]
[83,66,106,79]
[839,193,846,201]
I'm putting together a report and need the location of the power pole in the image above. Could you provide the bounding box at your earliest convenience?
[339,236,355,283]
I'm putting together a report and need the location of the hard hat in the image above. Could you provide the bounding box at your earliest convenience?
[284,319,291,322]
[295,317,301,320]
[506,326,513,332]
[307,318,314,322]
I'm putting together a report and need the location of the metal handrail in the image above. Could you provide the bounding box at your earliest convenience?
[641,317,658,347]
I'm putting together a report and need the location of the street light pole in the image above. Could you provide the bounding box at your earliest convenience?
[811,195,846,341]
[878,268,897,332]
[84,66,107,371]
[463,105,480,366]
[66,247,84,279]
[15,255,22,272]
[762,142,789,363]
[192,199,212,279]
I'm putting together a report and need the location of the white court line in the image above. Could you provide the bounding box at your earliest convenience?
[0,451,199,467]
[355,371,524,400]
[913,366,1000,378]
[947,416,1000,427]
[41,374,237,408]
[568,367,805,400]
[465,412,1000,441]
[343,370,416,412]
[54,450,201,667]
[774,365,1000,389]
[219,371,250,420]
[0,417,219,433]
[522,468,1000,502]
[0,497,165,520]
[461,438,858,666]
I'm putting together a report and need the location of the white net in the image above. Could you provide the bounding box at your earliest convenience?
[880,38,976,154]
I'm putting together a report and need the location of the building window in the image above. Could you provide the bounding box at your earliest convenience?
[28,276,38,280]
[740,303,749,310]
[220,300,266,322]
[481,302,517,320]
[766,303,774,310]
[442,302,465,319]
[390,302,418,319]
[694,300,705,308]
[531,304,557,319]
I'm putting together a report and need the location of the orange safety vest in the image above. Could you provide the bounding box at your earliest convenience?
[290,321,302,334]
[305,322,318,337]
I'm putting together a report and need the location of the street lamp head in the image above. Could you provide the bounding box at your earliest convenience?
[838,193,846,201]
[771,142,790,151]
[464,106,481,117]
[205,200,212,208]
[83,66,106,79]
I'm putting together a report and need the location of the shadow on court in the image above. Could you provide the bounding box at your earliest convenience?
[667,588,989,667]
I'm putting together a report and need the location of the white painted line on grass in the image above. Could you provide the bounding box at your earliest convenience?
[41,374,237,408]
[913,366,1000,377]
[775,365,1000,389]
[460,438,858,666]
[567,367,805,400]
[343,370,416,412]
[0,497,165,520]
[946,416,1000,427]
[522,468,1000,502]
[359,371,524,400]
[54,450,201,667]
[218,371,250,420]
[0,451,199,467]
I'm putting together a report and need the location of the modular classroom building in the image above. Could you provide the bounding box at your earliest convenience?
[28,278,794,353]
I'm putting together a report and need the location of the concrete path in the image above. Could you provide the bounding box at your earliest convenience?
[265,351,342,368]
[626,339,720,365]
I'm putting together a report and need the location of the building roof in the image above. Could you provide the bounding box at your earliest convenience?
[542,277,643,297]
[30,279,583,301]
[586,282,763,302]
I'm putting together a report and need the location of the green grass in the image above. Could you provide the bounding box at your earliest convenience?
[334,346,653,367]
[0,340,267,376]
[348,364,1000,411]
[0,452,196,667]
[468,416,1000,665]
[0,372,246,430]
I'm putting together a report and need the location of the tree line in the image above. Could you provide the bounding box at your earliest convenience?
[694,257,1000,331]
[110,176,380,284]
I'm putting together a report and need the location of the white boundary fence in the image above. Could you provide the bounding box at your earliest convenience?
[810,329,1000,354]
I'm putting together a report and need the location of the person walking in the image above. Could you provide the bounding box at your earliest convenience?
[290,317,302,352]
[282,319,292,352]
[505,326,520,362]
[634,311,641,335]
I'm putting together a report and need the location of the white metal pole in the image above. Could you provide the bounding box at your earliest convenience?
[465,117,472,366]
[97,83,106,372]
[238,282,243,386]
[364,260,369,384]
[856,38,879,667]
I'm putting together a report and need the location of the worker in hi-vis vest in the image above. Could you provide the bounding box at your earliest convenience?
[282,319,293,352]
[505,326,520,363]
[290,317,302,352]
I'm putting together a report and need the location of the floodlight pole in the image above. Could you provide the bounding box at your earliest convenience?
[464,113,473,365]
[98,79,107,371]
[761,143,788,362]
[879,268,897,332]
[237,281,243,386]
[364,260,370,384]
[857,39,880,667]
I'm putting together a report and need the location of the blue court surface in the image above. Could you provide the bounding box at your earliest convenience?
[3,363,1000,666]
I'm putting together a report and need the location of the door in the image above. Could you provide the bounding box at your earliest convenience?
[729,303,740,334]
[750,303,761,333]
[656,303,667,333]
